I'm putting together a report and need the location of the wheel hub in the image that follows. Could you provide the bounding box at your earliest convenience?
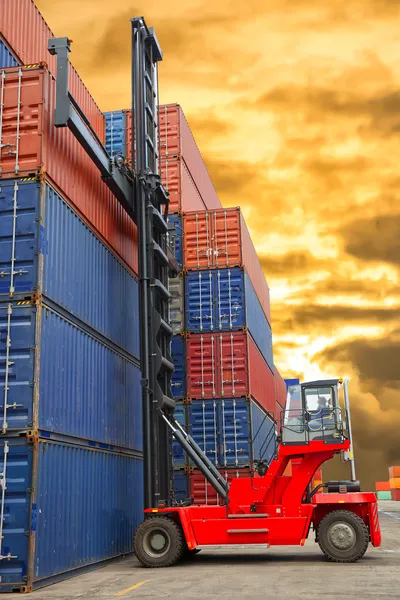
[143,528,171,558]
[328,522,356,551]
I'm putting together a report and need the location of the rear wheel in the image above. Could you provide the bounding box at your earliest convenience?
[317,510,369,563]
[134,516,185,568]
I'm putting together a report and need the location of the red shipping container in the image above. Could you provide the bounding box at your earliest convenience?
[186,332,276,415]
[189,468,254,505]
[375,481,391,492]
[0,0,105,142]
[274,366,287,409]
[161,157,207,213]
[0,66,137,274]
[389,466,400,478]
[391,489,400,501]
[183,208,271,323]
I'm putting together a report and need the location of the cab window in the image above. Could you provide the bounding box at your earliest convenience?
[304,387,333,413]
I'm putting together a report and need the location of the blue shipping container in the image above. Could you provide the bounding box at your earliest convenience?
[285,378,300,388]
[171,335,186,399]
[0,39,19,68]
[168,214,183,268]
[0,179,139,358]
[0,300,142,449]
[189,398,277,468]
[104,110,126,157]
[172,402,187,467]
[185,268,273,371]
[0,437,143,592]
[173,469,189,502]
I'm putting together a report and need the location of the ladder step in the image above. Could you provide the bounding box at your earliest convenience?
[152,278,171,299]
[227,529,269,534]
[228,514,269,519]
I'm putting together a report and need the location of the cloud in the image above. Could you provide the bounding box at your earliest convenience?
[259,251,329,277]
[342,214,400,265]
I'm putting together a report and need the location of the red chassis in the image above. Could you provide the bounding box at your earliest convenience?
[141,440,381,560]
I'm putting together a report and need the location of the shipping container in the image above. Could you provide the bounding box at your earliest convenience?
[0,178,139,357]
[159,104,222,210]
[0,37,19,68]
[376,491,392,501]
[0,66,138,274]
[189,468,255,505]
[161,157,207,213]
[183,208,271,323]
[0,0,105,141]
[389,477,400,489]
[171,336,186,399]
[274,366,287,410]
[375,481,391,492]
[389,466,400,478]
[173,402,187,468]
[186,332,276,415]
[0,437,143,592]
[168,214,183,268]
[104,111,126,158]
[173,469,189,502]
[169,276,184,335]
[391,489,400,501]
[0,300,142,449]
[185,268,273,370]
[189,398,277,468]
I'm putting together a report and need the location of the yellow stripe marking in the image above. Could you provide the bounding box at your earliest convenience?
[115,580,151,597]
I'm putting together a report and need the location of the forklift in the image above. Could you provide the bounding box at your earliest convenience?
[48,19,380,571]
[133,378,381,566]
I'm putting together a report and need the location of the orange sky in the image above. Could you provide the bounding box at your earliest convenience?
[35,0,400,488]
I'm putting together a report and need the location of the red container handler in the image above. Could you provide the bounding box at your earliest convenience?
[189,468,256,505]
[0,0,105,142]
[183,208,271,324]
[186,331,276,415]
[375,481,391,492]
[391,489,400,501]
[274,365,287,409]
[0,65,138,275]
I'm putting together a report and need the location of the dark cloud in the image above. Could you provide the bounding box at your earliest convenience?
[260,251,329,277]
[201,156,263,196]
[343,214,400,264]
[185,111,231,139]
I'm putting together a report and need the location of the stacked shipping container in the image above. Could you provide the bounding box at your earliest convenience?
[0,12,142,591]
[389,466,400,501]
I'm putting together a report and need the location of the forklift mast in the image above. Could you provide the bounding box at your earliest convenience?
[48,18,177,509]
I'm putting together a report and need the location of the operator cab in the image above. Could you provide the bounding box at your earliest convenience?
[282,379,345,445]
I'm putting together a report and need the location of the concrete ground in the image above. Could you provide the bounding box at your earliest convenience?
[10,501,400,599]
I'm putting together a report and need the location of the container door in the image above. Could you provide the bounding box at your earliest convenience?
[213,209,241,269]
[185,271,214,332]
[171,336,186,399]
[189,399,219,465]
[215,268,245,331]
[183,211,213,269]
[218,332,248,398]
[172,402,187,467]
[187,334,217,399]
[0,439,32,591]
[0,180,40,296]
[219,399,251,467]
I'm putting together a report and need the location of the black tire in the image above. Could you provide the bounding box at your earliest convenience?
[134,516,185,568]
[317,510,369,563]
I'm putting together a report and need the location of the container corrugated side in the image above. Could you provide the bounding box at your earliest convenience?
[274,366,287,409]
[173,469,189,502]
[183,208,271,323]
[389,466,400,478]
[391,489,400,501]
[169,276,184,335]
[158,104,222,210]
[0,66,138,275]
[189,398,276,468]
[104,111,126,157]
[0,437,143,592]
[189,468,254,505]
[376,491,392,500]
[0,37,19,68]
[185,268,273,370]
[173,402,187,468]
[161,157,207,213]
[186,332,276,414]
[0,0,105,141]
[0,300,142,449]
[171,336,186,399]
[0,179,139,357]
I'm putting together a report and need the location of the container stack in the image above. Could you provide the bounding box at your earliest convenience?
[375,481,391,501]
[0,4,143,592]
[389,466,400,501]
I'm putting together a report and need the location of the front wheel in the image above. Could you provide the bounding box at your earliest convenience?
[134,516,185,568]
[317,510,369,563]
